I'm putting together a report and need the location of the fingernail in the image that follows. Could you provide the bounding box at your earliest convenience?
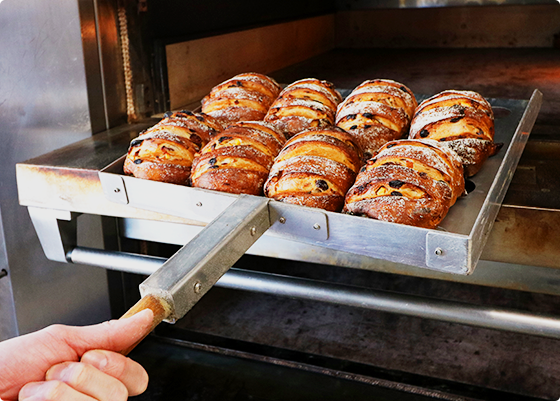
[83,350,108,371]
[19,382,48,399]
[46,363,75,382]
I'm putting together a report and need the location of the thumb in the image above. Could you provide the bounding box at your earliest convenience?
[64,308,154,355]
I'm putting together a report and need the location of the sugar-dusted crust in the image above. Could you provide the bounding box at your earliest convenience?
[202,73,281,127]
[190,121,285,195]
[336,79,417,160]
[192,168,269,195]
[275,194,345,213]
[206,72,281,100]
[265,78,341,138]
[344,164,452,229]
[343,138,465,229]
[123,111,222,184]
[441,138,502,177]
[123,159,191,185]
[373,139,465,205]
[409,89,497,177]
[264,127,361,212]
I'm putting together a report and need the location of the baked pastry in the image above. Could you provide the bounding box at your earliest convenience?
[124,110,223,184]
[343,139,465,229]
[409,90,499,177]
[264,127,362,212]
[264,78,342,139]
[336,79,417,161]
[191,121,285,195]
[201,73,282,127]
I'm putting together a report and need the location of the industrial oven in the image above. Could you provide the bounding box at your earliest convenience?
[2,0,560,399]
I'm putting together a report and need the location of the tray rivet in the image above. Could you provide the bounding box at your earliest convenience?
[250,227,257,236]
[196,202,202,207]
[193,281,202,293]
[435,247,444,256]
[114,188,121,193]
[313,223,321,230]
[279,217,286,224]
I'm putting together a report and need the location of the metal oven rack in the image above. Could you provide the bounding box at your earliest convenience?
[97,91,542,275]
[18,90,560,338]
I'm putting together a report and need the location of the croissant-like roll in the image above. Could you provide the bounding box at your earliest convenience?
[201,73,282,127]
[409,90,499,177]
[336,79,417,161]
[190,121,285,195]
[343,139,464,229]
[124,110,223,184]
[264,78,343,139]
[264,127,362,212]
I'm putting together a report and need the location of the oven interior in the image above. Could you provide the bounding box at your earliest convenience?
[16,1,560,400]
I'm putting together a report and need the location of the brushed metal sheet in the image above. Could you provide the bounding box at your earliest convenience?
[94,92,540,274]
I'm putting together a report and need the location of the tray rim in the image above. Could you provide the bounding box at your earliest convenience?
[97,90,542,275]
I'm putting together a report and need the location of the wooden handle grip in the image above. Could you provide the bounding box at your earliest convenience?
[119,294,173,356]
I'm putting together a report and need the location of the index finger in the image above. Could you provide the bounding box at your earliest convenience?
[80,350,149,396]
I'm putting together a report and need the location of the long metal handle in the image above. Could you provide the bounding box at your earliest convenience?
[106,194,270,354]
[68,246,560,340]
[133,194,270,322]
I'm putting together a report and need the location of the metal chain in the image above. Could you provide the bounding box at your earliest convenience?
[117,4,137,123]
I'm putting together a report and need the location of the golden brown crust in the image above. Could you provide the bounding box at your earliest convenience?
[123,159,191,185]
[373,139,465,205]
[156,110,224,142]
[343,139,464,229]
[442,138,502,177]
[265,78,341,138]
[336,79,417,160]
[123,111,222,184]
[276,128,362,174]
[344,164,451,229]
[191,121,285,195]
[201,73,281,127]
[207,72,281,100]
[409,89,497,177]
[276,194,345,212]
[192,168,269,195]
[264,127,361,212]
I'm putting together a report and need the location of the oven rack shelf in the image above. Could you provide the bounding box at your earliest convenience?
[97,91,542,275]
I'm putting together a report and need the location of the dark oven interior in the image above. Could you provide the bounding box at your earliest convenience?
[8,0,560,400]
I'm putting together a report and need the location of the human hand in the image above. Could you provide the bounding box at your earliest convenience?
[0,309,153,401]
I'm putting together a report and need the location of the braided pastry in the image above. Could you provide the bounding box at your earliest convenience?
[191,121,285,195]
[336,79,417,161]
[409,90,499,177]
[264,127,362,212]
[124,110,223,184]
[264,78,342,139]
[201,73,282,127]
[343,139,464,229]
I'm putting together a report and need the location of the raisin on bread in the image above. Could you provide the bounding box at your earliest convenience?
[264,127,361,212]
[409,90,499,177]
[336,79,417,161]
[343,139,464,229]
[191,121,285,195]
[265,78,342,139]
[124,110,223,184]
[201,73,281,127]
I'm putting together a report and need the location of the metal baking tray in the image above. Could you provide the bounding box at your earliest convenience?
[98,90,542,275]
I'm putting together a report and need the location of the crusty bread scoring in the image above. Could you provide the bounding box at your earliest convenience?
[264,127,362,212]
[336,79,417,161]
[344,139,464,229]
[201,73,282,127]
[191,121,285,195]
[265,78,342,139]
[124,110,223,185]
[409,90,499,177]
